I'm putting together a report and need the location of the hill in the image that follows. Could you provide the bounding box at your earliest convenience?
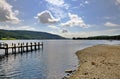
[0,29,65,40]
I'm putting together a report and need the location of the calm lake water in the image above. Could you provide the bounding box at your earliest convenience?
[0,40,120,79]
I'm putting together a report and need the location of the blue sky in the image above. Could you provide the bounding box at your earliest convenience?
[0,0,120,38]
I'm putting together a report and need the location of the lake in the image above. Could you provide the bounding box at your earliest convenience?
[0,40,120,79]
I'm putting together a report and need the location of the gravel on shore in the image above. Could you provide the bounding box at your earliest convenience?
[68,45,120,79]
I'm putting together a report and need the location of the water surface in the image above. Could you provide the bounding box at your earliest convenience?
[0,40,120,79]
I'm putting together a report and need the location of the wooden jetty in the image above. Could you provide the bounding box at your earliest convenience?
[0,42,43,55]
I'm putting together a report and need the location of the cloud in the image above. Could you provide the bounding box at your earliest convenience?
[84,1,89,4]
[103,17,113,20]
[79,1,89,8]
[45,0,64,6]
[97,16,117,21]
[0,0,20,24]
[0,25,36,31]
[61,13,88,27]
[104,22,120,27]
[61,29,68,33]
[48,6,67,19]
[49,29,68,36]
[17,26,36,30]
[115,0,120,5]
[80,3,85,7]
[72,0,78,1]
[48,25,59,29]
[36,10,60,24]
[46,0,69,19]
[45,0,69,9]
[57,29,120,38]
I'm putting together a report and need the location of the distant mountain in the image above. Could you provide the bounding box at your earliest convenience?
[0,29,65,40]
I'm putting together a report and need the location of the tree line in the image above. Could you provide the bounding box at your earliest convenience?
[73,35,120,40]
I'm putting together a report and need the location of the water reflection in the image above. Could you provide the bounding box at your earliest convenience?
[0,48,47,79]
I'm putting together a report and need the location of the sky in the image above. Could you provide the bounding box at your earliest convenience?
[0,0,120,38]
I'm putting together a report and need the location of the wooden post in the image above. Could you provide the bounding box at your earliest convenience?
[20,43,23,53]
[12,43,14,53]
[38,42,40,49]
[26,42,28,52]
[23,43,25,52]
[34,42,37,51]
[5,44,8,55]
[18,43,20,53]
[12,43,15,54]
[30,42,33,51]
[41,42,43,49]
[14,44,16,54]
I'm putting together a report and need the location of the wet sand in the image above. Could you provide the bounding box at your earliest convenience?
[68,45,120,79]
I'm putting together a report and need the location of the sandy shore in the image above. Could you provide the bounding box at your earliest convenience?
[68,44,120,79]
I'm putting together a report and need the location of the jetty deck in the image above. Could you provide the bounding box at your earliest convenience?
[0,42,43,56]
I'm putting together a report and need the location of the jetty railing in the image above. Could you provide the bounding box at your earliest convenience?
[0,42,43,55]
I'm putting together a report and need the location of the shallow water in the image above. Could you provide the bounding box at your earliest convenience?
[0,40,120,79]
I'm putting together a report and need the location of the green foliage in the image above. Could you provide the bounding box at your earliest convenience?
[73,35,120,40]
[0,29,65,40]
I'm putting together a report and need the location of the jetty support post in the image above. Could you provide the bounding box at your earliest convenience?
[26,42,29,52]
[30,42,33,52]
[14,44,16,54]
[20,43,23,53]
[38,42,40,50]
[22,43,25,52]
[5,44,8,55]
[41,42,43,49]
[34,42,37,51]
[18,43,20,53]
[12,43,14,53]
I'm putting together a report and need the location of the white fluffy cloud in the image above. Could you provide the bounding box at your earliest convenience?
[0,0,20,23]
[36,10,60,24]
[61,13,87,27]
[46,0,69,19]
[45,0,64,6]
[48,6,67,19]
[45,0,69,9]
[104,22,120,27]
[0,25,36,31]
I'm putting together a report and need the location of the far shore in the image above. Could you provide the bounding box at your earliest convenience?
[68,44,120,79]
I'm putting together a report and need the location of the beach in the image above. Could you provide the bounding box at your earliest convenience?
[68,44,120,79]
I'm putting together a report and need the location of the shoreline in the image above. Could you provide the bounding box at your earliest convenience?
[68,44,120,79]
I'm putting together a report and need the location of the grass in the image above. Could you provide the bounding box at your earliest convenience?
[0,38,16,40]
